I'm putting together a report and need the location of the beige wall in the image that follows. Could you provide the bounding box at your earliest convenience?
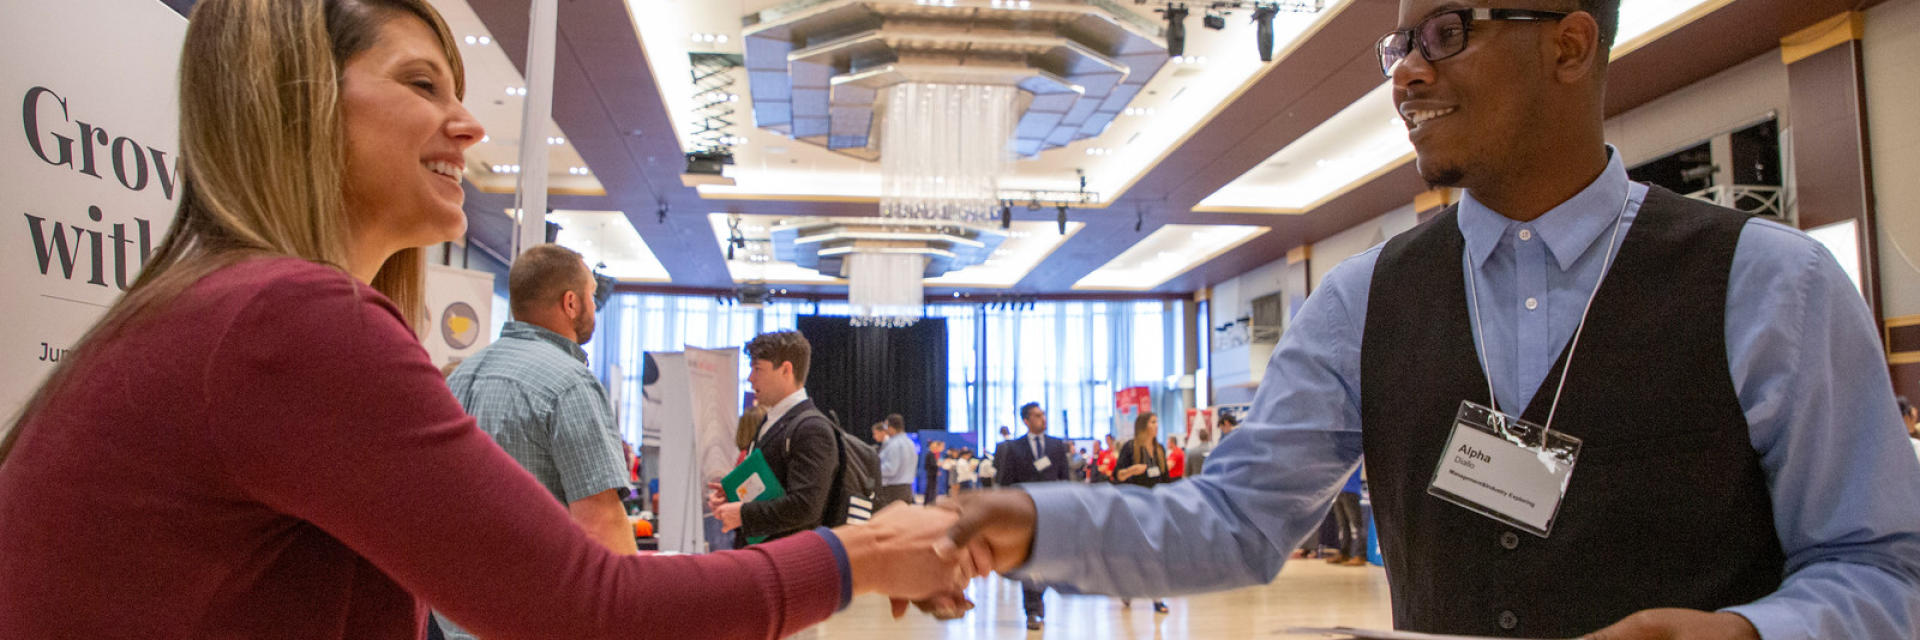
[1604,51,1791,169]
[1308,204,1418,291]
[1866,0,1920,319]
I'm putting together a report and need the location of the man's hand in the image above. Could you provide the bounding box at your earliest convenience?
[713,502,743,532]
[1585,609,1760,640]
[872,490,1043,620]
[944,490,1039,574]
[835,504,976,618]
[706,481,744,532]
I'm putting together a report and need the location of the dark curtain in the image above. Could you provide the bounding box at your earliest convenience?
[796,316,947,443]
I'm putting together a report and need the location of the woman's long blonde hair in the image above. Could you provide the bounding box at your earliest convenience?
[1131,411,1166,471]
[1,0,465,463]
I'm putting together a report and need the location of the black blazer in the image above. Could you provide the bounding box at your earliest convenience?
[992,433,1070,486]
[739,399,837,543]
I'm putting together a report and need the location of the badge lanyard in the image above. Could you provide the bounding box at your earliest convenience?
[1464,184,1633,442]
[1428,184,1634,538]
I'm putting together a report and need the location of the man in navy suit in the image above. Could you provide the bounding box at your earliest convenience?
[991,402,1069,630]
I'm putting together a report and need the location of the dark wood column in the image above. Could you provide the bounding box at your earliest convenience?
[1783,11,1883,318]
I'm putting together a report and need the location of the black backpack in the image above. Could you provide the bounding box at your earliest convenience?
[796,406,877,526]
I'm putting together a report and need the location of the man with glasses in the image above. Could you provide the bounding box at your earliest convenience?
[925,2,1920,638]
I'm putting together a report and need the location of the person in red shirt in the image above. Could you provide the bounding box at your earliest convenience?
[0,1,968,637]
[1095,436,1118,483]
[1167,436,1186,479]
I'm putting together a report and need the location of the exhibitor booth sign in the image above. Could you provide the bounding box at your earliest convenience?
[1,0,186,420]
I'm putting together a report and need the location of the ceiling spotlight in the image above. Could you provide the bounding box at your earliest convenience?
[1203,12,1227,30]
[1252,3,1281,62]
[1158,3,1189,58]
[1056,204,1068,235]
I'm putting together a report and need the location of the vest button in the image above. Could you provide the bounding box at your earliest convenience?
[1500,531,1520,550]
[1499,610,1518,630]
[1525,297,1539,310]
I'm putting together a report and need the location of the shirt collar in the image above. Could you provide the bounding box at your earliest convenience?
[761,389,810,435]
[1458,145,1631,271]
[500,321,587,363]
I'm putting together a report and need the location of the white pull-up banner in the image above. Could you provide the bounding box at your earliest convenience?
[1,0,186,422]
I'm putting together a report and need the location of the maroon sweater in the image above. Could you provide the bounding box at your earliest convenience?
[0,258,841,639]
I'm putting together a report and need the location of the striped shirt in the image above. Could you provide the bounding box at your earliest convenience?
[447,322,628,505]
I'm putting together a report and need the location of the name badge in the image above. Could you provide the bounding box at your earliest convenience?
[1033,456,1052,472]
[1427,401,1582,538]
[1147,466,1161,478]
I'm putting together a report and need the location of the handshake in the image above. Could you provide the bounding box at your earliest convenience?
[826,490,1042,619]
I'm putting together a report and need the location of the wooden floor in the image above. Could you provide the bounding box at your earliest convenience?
[815,558,1393,639]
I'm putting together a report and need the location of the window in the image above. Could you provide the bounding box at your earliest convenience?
[588,295,1187,447]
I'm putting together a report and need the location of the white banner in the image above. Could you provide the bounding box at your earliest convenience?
[645,352,699,553]
[421,264,494,369]
[685,347,741,493]
[1,0,186,421]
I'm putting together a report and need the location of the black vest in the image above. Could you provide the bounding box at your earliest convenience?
[1359,186,1785,637]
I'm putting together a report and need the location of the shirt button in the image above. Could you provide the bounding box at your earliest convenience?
[1500,531,1520,550]
[1525,297,1539,310]
[1499,611,1518,630]
[1518,228,1533,241]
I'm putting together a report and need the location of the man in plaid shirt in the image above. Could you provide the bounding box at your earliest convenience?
[446,244,632,553]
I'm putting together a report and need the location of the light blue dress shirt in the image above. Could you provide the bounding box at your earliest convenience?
[879,434,919,486]
[1017,148,1920,639]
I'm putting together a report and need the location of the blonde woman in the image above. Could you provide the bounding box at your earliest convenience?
[0,1,964,637]
[736,405,769,464]
[1111,411,1171,614]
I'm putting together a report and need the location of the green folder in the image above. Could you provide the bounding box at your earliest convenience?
[721,449,785,545]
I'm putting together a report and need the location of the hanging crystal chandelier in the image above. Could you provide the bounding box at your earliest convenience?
[830,82,1015,326]
[878,83,1017,224]
[846,252,927,327]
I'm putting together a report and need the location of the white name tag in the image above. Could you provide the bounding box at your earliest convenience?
[1427,401,1582,538]
[1033,456,1052,472]
[737,474,766,502]
[1147,466,1161,478]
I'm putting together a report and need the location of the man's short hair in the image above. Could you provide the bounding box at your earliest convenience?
[1019,402,1042,419]
[508,244,590,319]
[886,414,905,432]
[744,330,811,384]
[1561,0,1621,55]
[1219,413,1239,426]
[871,422,888,434]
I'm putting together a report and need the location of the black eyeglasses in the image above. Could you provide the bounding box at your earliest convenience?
[1376,8,1569,78]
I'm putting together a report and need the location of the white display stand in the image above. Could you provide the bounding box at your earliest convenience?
[648,347,744,553]
[1,0,186,422]
[646,352,697,552]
